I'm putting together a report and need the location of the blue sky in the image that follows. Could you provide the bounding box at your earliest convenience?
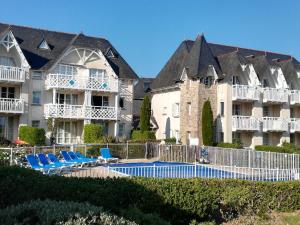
[1,0,300,77]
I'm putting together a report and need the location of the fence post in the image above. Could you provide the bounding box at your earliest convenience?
[194,161,197,177]
[145,142,148,159]
[84,144,87,157]
[33,146,36,155]
[53,144,56,154]
[126,141,129,159]
[276,167,279,181]
[185,145,188,163]
[10,148,13,166]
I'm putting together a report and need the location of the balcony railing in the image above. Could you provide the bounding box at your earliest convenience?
[290,118,300,133]
[232,85,260,101]
[45,74,118,92]
[0,98,24,113]
[232,116,260,131]
[262,117,289,132]
[0,66,26,82]
[44,104,118,120]
[263,88,289,103]
[290,90,300,105]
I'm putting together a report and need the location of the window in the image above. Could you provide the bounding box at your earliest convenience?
[204,76,213,86]
[0,56,14,66]
[56,93,78,105]
[55,64,77,75]
[32,120,40,128]
[232,132,241,143]
[172,103,180,117]
[187,102,192,116]
[291,108,295,118]
[220,102,224,116]
[290,134,295,144]
[263,133,269,145]
[263,79,269,88]
[32,91,41,105]
[1,87,15,99]
[92,96,109,107]
[144,82,151,92]
[232,104,241,116]
[89,69,106,77]
[56,121,77,144]
[38,40,50,50]
[263,106,269,117]
[94,121,109,135]
[118,123,125,137]
[119,97,125,108]
[232,76,240,85]
[32,71,43,80]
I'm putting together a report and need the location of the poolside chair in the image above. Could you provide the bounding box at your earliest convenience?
[99,148,119,163]
[68,151,97,165]
[60,150,89,167]
[25,154,58,174]
[37,153,70,170]
[75,152,99,164]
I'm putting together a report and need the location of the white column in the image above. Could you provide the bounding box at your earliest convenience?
[84,90,91,124]
[52,88,57,104]
[114,121,119,137]
[115,94,119,119]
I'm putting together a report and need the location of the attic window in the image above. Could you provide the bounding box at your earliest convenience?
[245,55,255,58]
[272,58,280,62]
[107,49,115,58]
[38,40,50,50]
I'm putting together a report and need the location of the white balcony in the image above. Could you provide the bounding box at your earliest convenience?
[263,88,289,104]
[232,85,260,101]
[0,98,24,114]
[232,116,260,131]
[44,104,118,120]
[290,118,300,133]
[0,66,26,83]
[290,90,300,105]
[262,117,289,132]
[45,74,119,92]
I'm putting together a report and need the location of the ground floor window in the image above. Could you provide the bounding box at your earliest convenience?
[31,120,40,128]
[93,120,109,136]
[118,123,125,136]
[56,121,77,144]
[0,116,14,140]
[263,133,269,145]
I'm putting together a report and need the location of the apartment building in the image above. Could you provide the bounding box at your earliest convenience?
[151,34,300,148]
[0,23,138,144]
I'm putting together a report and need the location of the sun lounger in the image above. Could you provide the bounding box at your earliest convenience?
[99,148,119,163]
[25,154,59,174]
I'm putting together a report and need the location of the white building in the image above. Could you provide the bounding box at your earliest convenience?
[151,35,300,148]
[0,23,138,144]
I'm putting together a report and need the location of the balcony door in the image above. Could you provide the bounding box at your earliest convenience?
[0,116,14,141]
[1,87,15,99]
[92,96,109,107]
[56,93,78,105]
[56,121,77,144]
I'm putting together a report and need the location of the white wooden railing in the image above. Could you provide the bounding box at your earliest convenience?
[290,118,300,133]
[0,98,24,113]
[44,104,118,120]
[263,88,289,103]
[45,74,118,92]
[0,66,26,82]
[290,90,300,105]
[232,85,260,101]
[262,117,289,132]
[232,116,260,131]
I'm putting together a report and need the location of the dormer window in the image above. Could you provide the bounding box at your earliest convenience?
[263,79,269,88]
[106,49,115,58]
[232,76,240,85]
[38,39,50,50]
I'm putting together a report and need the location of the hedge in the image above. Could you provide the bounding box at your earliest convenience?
[131,130,156,141]
[255,142,300,154]
[19,126,45,146]
[83,124,103,143]
[202,100,214,146]
[2,167,300,224]
[217,142,243,149]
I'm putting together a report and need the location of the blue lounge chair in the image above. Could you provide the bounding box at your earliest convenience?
[25,154,58,174]
[75,152,99,164]
[47,153,74,166]
[60,150,89,167]
[37,153,70,169]
[68,151,95,165]
[99,148,119,163]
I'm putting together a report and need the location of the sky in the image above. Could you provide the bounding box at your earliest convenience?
[1,0,300,77]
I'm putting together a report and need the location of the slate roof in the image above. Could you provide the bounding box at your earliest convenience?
[152,35,300,89]
[134,77,154,99]
[0,22,138,80]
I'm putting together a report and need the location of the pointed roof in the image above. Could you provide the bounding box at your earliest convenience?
[217,51,247,76]
[277,58,299,81]
[185,35,221,79]
[246,55,277,79]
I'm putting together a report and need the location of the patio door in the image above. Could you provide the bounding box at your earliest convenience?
[56,121,78,144]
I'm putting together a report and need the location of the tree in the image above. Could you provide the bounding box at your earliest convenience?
[139,96,151,132]
[202,100,213,146]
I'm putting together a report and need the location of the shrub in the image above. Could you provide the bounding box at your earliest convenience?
[139,96,151,132]
[131,130,156,141]
[217,142,243,149]
[164,137,177,143]
[19,126,45,146]
[83,124,103,143]
[255,145,290,153]
[0,199,136,225]
[202,100,214,146]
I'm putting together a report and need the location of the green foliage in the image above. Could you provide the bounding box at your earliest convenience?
[164,137,177,143]
[19,126,45,146]
[131,130,156,141]
[217,142,243,149]
[83,124,103,143]
[202,100,214,146]
[139,96,151,132]
[255,142,300,154]
[0,199,136,225]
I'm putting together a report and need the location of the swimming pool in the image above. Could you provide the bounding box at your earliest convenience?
[107,161,295,181]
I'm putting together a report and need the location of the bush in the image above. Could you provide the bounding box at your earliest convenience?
[0,199,136,225]
[83,124,103,143]
[164,137,177,143]
[4,167,300,224]
[202,100,214,146]
[19,126,45,146]
[131,130,156,141]
[217,142,243,149]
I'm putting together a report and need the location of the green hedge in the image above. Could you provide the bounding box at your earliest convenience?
[202,100,214,146]
[131,130,156,141]
[83,124,103,143]
[19,126,45,146]
[255,142,300,153]
[2,167,300,224]
[0,199,137,225]
[217,142,243,149]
